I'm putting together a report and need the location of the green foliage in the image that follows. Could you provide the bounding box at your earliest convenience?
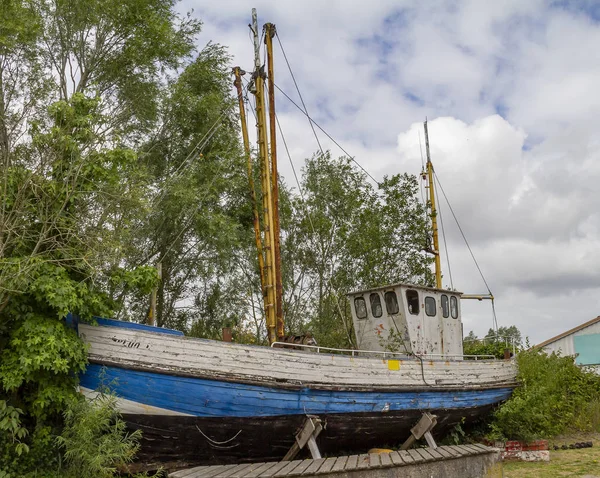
[0,316,86,416]
[282,152,432,347]
[463,325,522,359]
[56,394,142,478]
[0,400,29,457]
[488,348,600,441]
[463,340,512,359]
[0,1,205,474]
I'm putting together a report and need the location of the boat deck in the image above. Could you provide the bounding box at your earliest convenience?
[169,444,500,477]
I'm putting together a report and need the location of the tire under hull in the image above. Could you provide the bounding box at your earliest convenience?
[124,404,495,472]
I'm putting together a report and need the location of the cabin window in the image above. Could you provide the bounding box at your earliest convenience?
[370,293,383,318]
[406,290,419,315]
[354,297,368,319]
[425,296,436,317]
[441,295,449,318]
[384,291,399,315]
[450,296,458,319]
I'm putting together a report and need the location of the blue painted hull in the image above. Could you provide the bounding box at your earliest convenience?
[80,363,512,470]
[81,364,512,417]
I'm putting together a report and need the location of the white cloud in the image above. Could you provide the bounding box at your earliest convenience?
[177,0,600,344]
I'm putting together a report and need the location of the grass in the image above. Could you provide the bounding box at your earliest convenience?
[503,433,600,478]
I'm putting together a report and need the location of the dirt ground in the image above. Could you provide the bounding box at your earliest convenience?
[503,432,600,478]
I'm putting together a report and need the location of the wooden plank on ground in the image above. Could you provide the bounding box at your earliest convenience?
[205,465,239,477]
[273,460,303,476]
[317,457,337,474]
[331,456,348,472]
[389,451,405,466]
[369,453,382,468]
[464,444,487,454]
[219,463,256,477]
[244,462,278,477]
[414,448,436,461]
[455,445,475,455]
[425,447,445,460]
[186,466,223,478]
[356,454,370,469]
[407,449,424,463]
[344,455,358,470]
[397,450,414,464]
[302,458,326,475]
[260,461,290,477]
[171,466,210,478]
[434,447,454,459]
[285,460,312,476]
[380,452,392,467]
[439,446,461,458]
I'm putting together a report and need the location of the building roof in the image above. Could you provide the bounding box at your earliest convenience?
[536,316,600,349]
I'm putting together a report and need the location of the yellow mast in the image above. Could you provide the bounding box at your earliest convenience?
[264,22,284,340]
[232,66,266,298]
[251,9,278,344]
[423,120,442,289]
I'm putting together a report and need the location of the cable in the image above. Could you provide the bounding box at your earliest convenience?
[274,109,355,346]
[434,175,454,290]
[273,83,381,186]
[433,170,493,296]
[275,33,325,156]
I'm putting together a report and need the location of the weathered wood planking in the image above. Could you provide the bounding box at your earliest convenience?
[168,445,499,477]
[80,324,517,390]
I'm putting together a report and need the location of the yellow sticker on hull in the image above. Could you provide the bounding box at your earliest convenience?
[388,360,400,371]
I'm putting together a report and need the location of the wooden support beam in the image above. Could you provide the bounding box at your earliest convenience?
[282,416,323,461]
[401,412,438,450]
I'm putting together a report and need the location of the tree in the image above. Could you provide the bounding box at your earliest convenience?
[0,1,205,473]
[113,43,250,333]
[463,325,523,358]
[280,152,433,347]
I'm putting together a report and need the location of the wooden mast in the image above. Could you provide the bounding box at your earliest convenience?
[232,66,266,298]
[264,22,284,340]
[424,120,442,289]
[251,9,278,344]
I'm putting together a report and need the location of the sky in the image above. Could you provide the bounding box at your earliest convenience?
[178,0,600,345]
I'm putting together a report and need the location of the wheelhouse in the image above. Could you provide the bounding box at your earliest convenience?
[348,283,463,358]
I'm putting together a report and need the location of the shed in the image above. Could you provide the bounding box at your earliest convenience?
[536,316,600,373]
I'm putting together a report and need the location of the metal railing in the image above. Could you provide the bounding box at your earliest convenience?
[270,342,498,361]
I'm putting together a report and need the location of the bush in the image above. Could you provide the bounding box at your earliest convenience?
[56,394,142,478]
[489,348,600,441]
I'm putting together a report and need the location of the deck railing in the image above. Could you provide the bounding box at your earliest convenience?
[270,342,497,361]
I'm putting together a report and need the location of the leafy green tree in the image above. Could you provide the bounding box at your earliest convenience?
[114,43,249,332]
[281,152,432,347]
[0,0,205,473]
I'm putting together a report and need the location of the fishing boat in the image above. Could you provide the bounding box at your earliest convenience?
[77,10,517,472]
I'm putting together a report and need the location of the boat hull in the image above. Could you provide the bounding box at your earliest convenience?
[77,320,517,471]
[80,362,512,471]
[121,405,499,470]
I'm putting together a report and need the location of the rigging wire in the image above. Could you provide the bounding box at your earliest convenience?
[273,83,380,186]
[433,175,454,290]
[275,32,325,156]
[273,104,356,346]
[433,170,498,332]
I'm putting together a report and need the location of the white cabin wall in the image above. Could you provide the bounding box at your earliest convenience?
[351,289,412,353]
[350,286,464,358]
